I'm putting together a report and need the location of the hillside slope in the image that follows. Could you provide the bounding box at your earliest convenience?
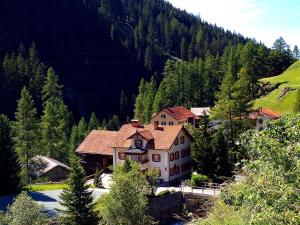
[253,61,300,114]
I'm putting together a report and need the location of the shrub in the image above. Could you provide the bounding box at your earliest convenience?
[94,169,103,188]
[156,190,171,197]
[190,173,208,187]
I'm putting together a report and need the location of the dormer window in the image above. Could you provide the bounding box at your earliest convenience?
[161,114,166,119]
[135,139,143,148]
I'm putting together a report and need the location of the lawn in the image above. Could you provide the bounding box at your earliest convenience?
[25,182,68,191]
[253,61,300,114]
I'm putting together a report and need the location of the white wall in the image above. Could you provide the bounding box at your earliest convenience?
[113,130,192,183]
[151,111,179,126]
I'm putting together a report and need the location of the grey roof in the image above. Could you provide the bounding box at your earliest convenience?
[30,155,70,177]
[190,107,211,116]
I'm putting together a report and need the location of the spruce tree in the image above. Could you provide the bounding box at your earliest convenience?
[77,117,87,142]
[88,112,99,132]
[14,87,39,185]
[0,115,20,195]
[40,68,69,162]
[59,156,98,225]
[134,78,146,121]
[69,125,79,154]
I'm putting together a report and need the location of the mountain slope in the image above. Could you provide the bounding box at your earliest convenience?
[253,61,300,114]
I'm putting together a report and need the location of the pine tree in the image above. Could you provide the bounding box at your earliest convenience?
[134,78,146,121]
[14,87,39,185]
[0,115,20,195]
[59,156,98,225]
[144,77,157,123]
[88,112,99,132]
[77,117,87,142]
[293,45,300,59]
[40,68,69,162]
[211,129,231,176]
[69,125,79,154]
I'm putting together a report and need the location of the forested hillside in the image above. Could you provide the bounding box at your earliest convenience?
[0,0,248,120]
[0,0,295,121]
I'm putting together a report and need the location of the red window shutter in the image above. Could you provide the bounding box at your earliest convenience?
[158,154,161,162]
[175,151,179,159]
[152,154,155,161]
[170,153,174,161]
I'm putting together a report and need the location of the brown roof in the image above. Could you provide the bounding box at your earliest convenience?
[249,108,281,120]
[127,130,154,140]
[76,130,117,155]
[111,124,190,150]
[153,106,198,121]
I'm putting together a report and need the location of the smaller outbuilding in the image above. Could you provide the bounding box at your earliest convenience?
[29,155,70,182]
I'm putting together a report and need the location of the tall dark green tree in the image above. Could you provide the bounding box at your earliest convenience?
[40,68,70,161]
[0,115,20,195]
[77,117,88,142]
[69,125,79,154]
[14,87,39,184]
[59,156,98,225]
[88,112,99,131]
[293,45,300,59]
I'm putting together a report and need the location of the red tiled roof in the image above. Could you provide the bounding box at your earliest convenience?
[76,130,117,155]
[111,124,190,150]
[127,130,154,140]
[249,108,281,120]
[153,106,198,121]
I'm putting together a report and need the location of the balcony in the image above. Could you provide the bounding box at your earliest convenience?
[124,148,148,164]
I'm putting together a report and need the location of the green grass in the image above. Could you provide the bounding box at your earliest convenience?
[25,182,68,191]
[253,61,300,114]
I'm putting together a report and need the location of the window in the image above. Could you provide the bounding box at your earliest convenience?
[258,118,263,124]
[169,121,174,125]
[181,149,186,158]
[161,121,166,125]
[181,164,185,172]
[175,151,179,160]
[161,114,166,119]
[175,165,180,174]
[118,152,125,160]
[180,136,185,144]
[152,154,161,162]
[174,137,179,145]
[170,153,174,161]
[135,139,143,148]
[170,167,175,176]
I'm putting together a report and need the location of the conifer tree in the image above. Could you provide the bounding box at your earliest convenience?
[69,125,79,153]
[144,76,157,123]
[14,87,39,184]
[0,115,20,195]
[134,78,146,121]
[88,112,99,131]
[40,68,69,161]
[77,117,87,142]
[60,156,98,225]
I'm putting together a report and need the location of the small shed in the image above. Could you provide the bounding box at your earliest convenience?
[29,155,70,182]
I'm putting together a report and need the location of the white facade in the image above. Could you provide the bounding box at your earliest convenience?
[112,129,192,183]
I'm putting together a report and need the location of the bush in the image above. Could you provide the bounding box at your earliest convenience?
[190,173,208,187]
[156,190,171,197]
[94,169,103,188]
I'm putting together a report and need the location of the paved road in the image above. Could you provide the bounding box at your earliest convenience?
[0,186,218,217]
[0,188,109,217]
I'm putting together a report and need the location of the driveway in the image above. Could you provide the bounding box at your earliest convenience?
[0,188,109,217]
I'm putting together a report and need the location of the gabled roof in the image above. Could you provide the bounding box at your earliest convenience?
[127,130,154,140]
[111,124,191,150]
[152,106,198,121]
[76,130,117,155]
[249,108,281,120]
[30,155,70,177]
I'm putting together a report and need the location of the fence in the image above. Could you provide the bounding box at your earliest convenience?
[180,180,223,196]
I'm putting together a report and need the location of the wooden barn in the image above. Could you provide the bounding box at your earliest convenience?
[30,155,70,182]
[76,130,117,175]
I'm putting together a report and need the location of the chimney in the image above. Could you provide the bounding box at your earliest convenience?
[154,121,159,130]
[131,119,140,128]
